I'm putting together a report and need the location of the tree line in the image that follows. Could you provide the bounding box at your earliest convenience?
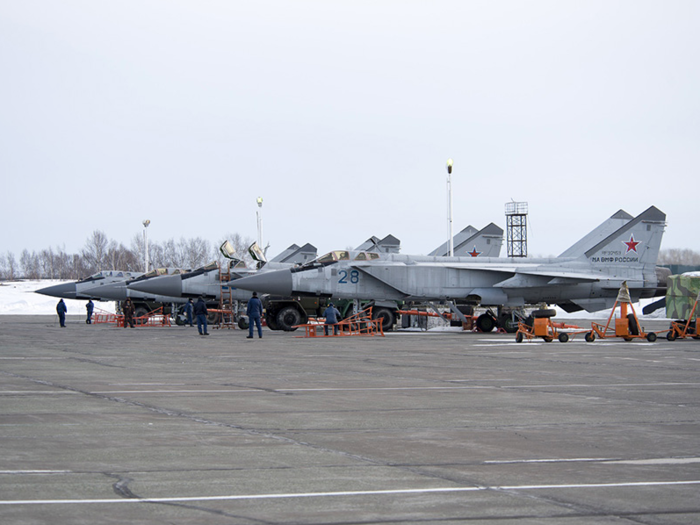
[0,230,255,280]
[1,231,698,281]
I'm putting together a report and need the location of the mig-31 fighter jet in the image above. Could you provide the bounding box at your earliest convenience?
[35,270,144,301]
[229,206,669,332]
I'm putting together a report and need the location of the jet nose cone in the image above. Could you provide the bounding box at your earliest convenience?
[129,274,182,297]
[35,282,77,299]
[232,269,293,296]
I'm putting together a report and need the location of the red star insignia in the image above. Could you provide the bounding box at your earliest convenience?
[468,247,481,257]
[623,235,641,253]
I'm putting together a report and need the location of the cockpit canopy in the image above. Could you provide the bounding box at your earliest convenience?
[297,250,381,270]
[77,270,140,283]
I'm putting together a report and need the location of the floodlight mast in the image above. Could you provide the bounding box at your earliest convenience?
[446,159,454,257]
[142,219,151,272]
[256,197,263,251]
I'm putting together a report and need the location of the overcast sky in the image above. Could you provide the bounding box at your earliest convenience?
[1,1,697,262]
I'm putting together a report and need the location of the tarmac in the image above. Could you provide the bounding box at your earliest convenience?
[0,314,699,524]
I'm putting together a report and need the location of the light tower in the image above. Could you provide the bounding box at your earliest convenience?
[446,159,454,257]
[256,197,263,250]
[142,219,151,272]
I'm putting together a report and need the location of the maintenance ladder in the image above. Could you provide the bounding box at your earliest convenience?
[295,307,384,338]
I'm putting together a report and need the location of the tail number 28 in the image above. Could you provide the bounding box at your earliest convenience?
[338,270,359,284]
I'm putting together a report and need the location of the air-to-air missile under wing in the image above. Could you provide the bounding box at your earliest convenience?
[230,206,668,332]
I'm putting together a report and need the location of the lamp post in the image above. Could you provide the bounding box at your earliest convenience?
[256,197,263,250]
[446,159,454,257]
[142,219,151,272]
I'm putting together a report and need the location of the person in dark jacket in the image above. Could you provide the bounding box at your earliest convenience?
[323,303,342,336]
[123,298,135,328]
[183,298,194,327]
[56,299,67,327]
[86,300,94,324]
[194,295,209,335]
[246,292,263,339]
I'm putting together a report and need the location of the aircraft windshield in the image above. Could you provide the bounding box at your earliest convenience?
[315,251,350,265]
[299,250,379,270]
[353,252,380,261]
[77,270,132,283]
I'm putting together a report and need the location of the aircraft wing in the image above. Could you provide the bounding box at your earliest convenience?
[373,261,602,284]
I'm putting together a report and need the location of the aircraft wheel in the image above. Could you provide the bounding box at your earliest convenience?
[515,332,524,343]
[558,333,569,343]
[646,332,657,342]
[277,306,302,331]
[238,316,249,330]
[373,308,395,332]
[585,332,595,343]
[134,306,149,325]
[476,313,496,332]
[499,314,519,333]
[207,311,221,325]
[532,308,556,319]
[666,331,676,341]
[627,314,640,336]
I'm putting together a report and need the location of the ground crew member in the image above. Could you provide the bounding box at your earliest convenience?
[86,299,94,324]
[56,299,67,328]
[123,298,135,328]
[246,292,263,339]
[323,303,342,336]
[194,295,209,336]
[183,298,194,327]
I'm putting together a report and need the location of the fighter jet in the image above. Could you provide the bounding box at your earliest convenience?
[429,223,504,258]
[229,206,668,332]
[128,244,318,301]
[35,270,143,301]
[81,267,192,308]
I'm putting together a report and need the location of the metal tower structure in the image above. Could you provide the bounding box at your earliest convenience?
[505,201,528,258]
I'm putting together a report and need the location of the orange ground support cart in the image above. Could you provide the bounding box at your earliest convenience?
[666,291,700,341]
[515,308,587,343]
[586,282,661,342]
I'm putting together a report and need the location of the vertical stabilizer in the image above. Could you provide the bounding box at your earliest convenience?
[559,210,634,257]
[430,224,503,257]
[584,206,666,270]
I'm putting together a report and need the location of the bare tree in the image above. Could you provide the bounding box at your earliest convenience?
[39,247,56,279]
[7,252,17,280]
[81,230,110,273]
[20,250,41,279]
[178,237,211,269]
[106,241,139,271]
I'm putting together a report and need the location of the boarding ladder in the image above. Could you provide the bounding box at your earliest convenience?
[214,262,236,329]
